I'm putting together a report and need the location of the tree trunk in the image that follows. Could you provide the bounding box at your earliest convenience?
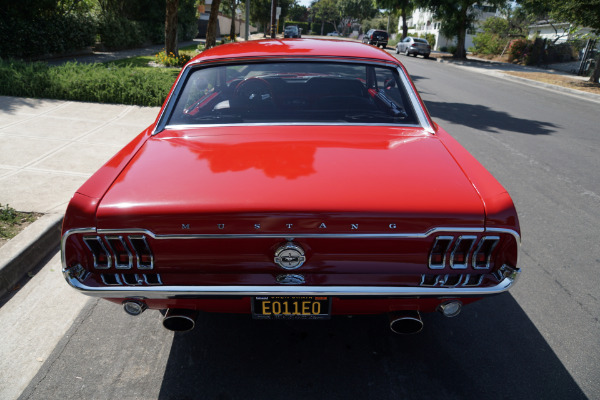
[321,20,324,36]
[165,0,179,57]
[401,7,408,40]
[206,0,222,49]
[590,57,600,84]
[453,7,468,59]
[229,1,236,40]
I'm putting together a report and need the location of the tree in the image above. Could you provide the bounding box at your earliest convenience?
[250,0,274,36]
[520,0,600,83]
[376,0,414,39]
[206,0,222,48]
[223,0,241,38]
[165,0,179,56]
[313,0,339,34]
[288,2,309,22]
[415,0,509,59]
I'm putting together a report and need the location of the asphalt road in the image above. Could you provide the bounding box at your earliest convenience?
[15,55,600,400]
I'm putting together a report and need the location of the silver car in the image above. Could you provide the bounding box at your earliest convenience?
[396,37,431,58]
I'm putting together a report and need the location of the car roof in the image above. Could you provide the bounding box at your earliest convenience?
[190,39,399,64]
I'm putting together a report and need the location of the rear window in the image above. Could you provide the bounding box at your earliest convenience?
[414,38,428,44]
[166,61,418,126]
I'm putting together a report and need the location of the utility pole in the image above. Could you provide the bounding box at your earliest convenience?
[270,0,277,38]
[245,0,249,40]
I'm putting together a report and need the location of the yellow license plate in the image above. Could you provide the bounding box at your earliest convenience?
[252,296,331,320]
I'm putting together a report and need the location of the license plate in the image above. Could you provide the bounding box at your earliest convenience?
[252,296,331,320]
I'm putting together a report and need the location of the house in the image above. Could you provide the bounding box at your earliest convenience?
[398,5,501,51]
[528,21,593,43]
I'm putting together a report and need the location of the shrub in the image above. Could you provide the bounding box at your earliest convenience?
[507,38,528,62]
[418,33,436,50]
[97,14,146,50]
[473,32,509,55]
[0,13,96,59]
[155,50,193,67]
[311,22,336,35]
[0,59,177,107]
[284,21,310,35]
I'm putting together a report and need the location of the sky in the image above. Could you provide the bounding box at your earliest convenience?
[297,0,312,7]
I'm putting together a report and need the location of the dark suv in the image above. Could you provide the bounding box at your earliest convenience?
[284,25,301,38]
[362,29,388,48]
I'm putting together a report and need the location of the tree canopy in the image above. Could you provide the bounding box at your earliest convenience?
[415,0,509,58]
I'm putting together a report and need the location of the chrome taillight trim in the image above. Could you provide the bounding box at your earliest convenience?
[420,273,485,288]
[101,273,122,286]
[428,236,454,270]
[438,274,463,287]
[450,235,477,270]
[83,236,112,270]
[462,274,484,287]
[105,236,133,270]
[472,236,500,270]
[128,236,154,270]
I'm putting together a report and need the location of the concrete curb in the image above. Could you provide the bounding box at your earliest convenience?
[436,57,600,103]
[498,74,600,103]
[0,213,63,298]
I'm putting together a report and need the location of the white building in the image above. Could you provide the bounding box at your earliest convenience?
[528,21,593,43]
[398,5,501,51]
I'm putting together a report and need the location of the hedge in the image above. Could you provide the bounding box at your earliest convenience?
[0,59,177,107]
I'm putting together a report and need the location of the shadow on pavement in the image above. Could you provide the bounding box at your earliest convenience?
[426,100,559,135]
[158,294,586,400]
[0,96,46,114]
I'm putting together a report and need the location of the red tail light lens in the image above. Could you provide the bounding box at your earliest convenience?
[129,236,154,270]
[472,236,500,269]
[429,236,453,269]
[83,236,111,269]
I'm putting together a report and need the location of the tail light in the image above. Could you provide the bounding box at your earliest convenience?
[472,236,499,269]
[129,236,154,270]
[450,236,477,269]
[83,237,111,269]
[429,235,502,271]
[429,236,453,269]
[105,236,132,269]
[82,234,154,270]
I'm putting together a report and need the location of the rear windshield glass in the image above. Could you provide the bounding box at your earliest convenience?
[414,38,428,43]
[166,61,418,126]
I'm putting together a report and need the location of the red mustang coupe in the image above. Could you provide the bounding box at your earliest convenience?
[62,39,520,334]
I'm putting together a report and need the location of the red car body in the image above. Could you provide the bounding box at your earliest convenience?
[62,39,520,334]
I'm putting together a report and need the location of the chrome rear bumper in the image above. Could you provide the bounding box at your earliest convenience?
[62,265,520,299]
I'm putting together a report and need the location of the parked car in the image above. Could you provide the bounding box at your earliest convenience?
[62,39,521,335]
[362,29,388,48]
[326,31,340,36]
[284,25,301,38]
[396,36,431,58]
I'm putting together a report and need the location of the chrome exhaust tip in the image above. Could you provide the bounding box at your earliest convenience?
[123,300,147,316]
[437,300,462,318]
[162,309,198,332]
[389,311,424,334]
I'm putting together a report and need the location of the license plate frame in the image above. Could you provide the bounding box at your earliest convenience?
[252,296,331,320]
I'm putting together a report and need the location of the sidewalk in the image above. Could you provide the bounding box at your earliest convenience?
[0,97,160,296]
